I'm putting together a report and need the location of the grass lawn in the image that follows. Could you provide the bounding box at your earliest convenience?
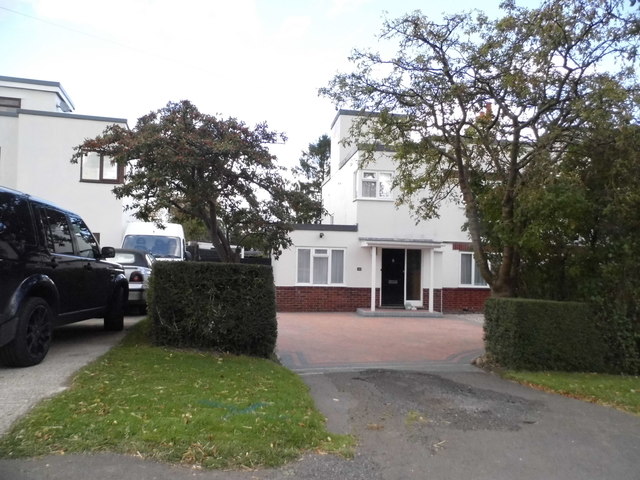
[0,320,354,469]
[503,371,640,415]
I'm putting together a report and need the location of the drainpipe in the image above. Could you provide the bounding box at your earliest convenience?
[429,249,435,313]
[370,246,376,312]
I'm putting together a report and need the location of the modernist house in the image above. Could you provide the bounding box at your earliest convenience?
[0,75,128,247]
[272,110,491,314]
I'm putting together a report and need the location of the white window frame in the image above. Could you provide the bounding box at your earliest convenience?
[296,247,345,286]
[460,252,488,287]
[355,170,393,200]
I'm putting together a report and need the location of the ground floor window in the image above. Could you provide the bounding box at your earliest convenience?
[297,248,345,285]
[460,252,487,286]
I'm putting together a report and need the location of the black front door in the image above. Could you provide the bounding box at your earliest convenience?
[381,249,404,306]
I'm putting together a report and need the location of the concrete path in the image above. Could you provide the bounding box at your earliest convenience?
[0,316,142,435]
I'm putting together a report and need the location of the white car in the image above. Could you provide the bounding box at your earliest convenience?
[113,248,155,314]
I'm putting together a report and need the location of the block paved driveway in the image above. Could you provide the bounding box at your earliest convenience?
[276,312,484,373]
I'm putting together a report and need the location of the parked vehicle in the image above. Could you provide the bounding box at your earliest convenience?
[0,186,128,367]
[112,248,154,313]
[121,222,190,261]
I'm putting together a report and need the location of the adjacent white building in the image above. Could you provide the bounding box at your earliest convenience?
[0,75,128,247]
[273,110,490,313]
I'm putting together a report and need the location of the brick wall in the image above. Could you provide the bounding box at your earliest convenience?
[276,286,490,313]
[450,242,473,251]
[425,288,490,313]
[276,286,378,312]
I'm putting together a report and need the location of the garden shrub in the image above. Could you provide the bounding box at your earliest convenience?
[484,297,606,372]
[147,262,277,358]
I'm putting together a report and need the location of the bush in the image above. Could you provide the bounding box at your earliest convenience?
[484,297,606,372]
[147,262,277,357]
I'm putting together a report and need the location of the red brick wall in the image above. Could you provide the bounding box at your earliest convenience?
[276,287,379,312]
[424,288,490,313]
[276,286,490,313]
[451,242,474,251]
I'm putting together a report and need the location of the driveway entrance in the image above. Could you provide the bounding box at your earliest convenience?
[276,312,484,373]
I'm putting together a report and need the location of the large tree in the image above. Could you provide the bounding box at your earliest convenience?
[290,134,331,223]
[72,100,294,262]
[321,0,639,296]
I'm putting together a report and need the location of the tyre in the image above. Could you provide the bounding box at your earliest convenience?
[0,297,53,367]
[104,287,125,331]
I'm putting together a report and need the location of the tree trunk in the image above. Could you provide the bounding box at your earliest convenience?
[206,201,240,263]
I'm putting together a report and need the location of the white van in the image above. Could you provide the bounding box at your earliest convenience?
[121,222,189,261]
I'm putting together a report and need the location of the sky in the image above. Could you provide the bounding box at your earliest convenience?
[0,0,531,170]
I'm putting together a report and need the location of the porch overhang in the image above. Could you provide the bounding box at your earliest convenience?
[360,238,442,313]
[359,237,443,249]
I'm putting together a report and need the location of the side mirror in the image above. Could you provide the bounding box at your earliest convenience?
[101,246,116,258]
[184,250,193,261]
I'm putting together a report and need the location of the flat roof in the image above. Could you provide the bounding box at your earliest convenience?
[0,75,75,111]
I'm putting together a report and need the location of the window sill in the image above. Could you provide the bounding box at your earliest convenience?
[79,179,123,185]
[294,283,347,287]
[354,196,394,202]
[458,284,491,289]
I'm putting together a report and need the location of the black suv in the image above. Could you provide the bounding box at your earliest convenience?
[0,186,128,367]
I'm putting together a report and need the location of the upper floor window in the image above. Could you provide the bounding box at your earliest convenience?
[297,247,345,285]
[460,252,488,286]
[357,170,393,199]
[0,96,21,112]
[80,152,123,184]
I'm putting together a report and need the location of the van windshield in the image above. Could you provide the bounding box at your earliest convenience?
[122,235,182,258]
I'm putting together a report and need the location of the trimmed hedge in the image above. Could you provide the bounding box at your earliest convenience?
[484,297,606,372]
[147,262,277,358]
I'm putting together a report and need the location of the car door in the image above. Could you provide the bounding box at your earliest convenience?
[34,205,85,316]
[67,214,112,313]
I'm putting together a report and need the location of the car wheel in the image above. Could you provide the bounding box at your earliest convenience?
[104,287,125,331]
[0,297,53,367]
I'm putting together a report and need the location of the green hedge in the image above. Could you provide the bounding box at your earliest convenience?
[484,297,606,372]
[147,262,277,358]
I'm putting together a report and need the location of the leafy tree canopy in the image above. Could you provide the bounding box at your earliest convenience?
[72,100,295,262]
[290,134,331,224]
[321,0,640,296]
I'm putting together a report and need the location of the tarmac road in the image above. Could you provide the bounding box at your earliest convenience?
[0,313,639,480]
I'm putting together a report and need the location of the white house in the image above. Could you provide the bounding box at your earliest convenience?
[272,110,490,314]
[0,75,128,247]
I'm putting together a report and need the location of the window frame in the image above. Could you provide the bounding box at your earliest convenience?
[80,152,124,184]
[38,207,75,256]
[68,214,100,258]
[460,252,488,287]
[355,170,393,200]
[0,96,21,111]
[296,247,346,286]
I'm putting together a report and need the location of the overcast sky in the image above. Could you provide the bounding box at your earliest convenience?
[1,0,531,169]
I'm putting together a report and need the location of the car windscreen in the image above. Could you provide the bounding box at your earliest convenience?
[122,235,181,258]
[113,252,139,265]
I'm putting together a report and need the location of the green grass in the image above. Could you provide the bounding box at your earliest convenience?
[0,320,353,469]
[503,371,640,415]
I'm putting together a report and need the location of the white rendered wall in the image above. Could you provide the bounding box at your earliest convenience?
[0,79,71,112]
[272,228,467,292]
[321,154,358,224]
[0,115,19,187]
[8,112,126,247]
[273,229,373,288]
